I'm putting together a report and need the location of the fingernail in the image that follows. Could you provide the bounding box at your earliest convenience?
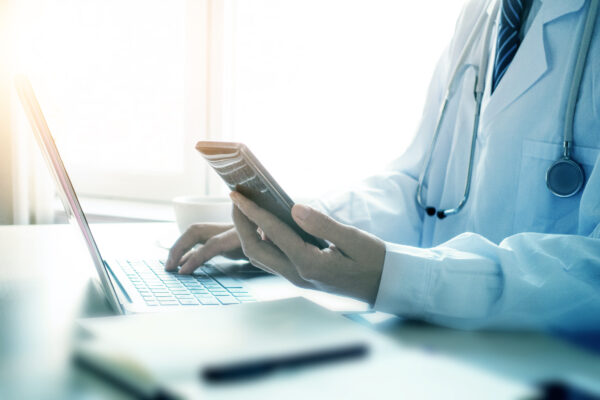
[230,192,239,203]
[293,204,310,221]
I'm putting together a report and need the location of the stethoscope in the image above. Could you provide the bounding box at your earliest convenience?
[416,0,599,219]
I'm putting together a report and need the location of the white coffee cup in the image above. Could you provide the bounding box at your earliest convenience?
[172,196,233,233]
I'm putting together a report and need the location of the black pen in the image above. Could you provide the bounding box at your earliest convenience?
[202,343,368,383]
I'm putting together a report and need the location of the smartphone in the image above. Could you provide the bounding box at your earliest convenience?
[196,141,328,249]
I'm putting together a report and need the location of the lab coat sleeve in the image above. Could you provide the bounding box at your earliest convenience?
[374,230,600,332]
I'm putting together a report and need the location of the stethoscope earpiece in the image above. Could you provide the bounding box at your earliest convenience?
[423,207,448,219]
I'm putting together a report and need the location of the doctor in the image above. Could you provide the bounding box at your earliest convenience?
[166,0,600,332]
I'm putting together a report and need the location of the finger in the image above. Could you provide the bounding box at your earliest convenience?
[257,227,270,242]
[179,238,223,274]
[179,250,194,265]
[233,206,283,264]
[291,204,364,260]
[230,192,320,266]
[232,206,305,280]
[213,227,243,254]
[177,250,200,274]
[247,257,277,275]
[178,229,243,274]
[166,227,203,270]
[166,224,234,270]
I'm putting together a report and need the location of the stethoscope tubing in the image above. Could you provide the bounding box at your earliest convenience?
[416,0,499,218]
[564,0,599,156]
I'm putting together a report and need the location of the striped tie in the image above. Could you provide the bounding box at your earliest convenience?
[492,0,526,93]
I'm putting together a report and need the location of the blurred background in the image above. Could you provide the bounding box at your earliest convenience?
[0,0,464,225]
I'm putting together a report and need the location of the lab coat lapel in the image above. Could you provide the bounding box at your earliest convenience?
[482,0,586,127]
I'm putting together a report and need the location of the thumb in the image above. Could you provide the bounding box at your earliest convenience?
[291,204,362,256]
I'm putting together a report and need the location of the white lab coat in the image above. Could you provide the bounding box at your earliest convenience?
[315,0,600,332]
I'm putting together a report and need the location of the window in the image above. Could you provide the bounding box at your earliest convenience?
[12,0,465,203]
[13,0,206,202]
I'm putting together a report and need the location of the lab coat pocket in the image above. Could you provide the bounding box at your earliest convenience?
[514,139,599,234]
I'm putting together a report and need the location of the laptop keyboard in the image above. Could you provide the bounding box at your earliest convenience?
[117,259,255,307]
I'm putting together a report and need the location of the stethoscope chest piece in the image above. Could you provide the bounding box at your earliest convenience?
[546,157,585,197]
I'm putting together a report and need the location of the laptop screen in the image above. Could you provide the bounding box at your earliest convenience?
[14,75,123,314]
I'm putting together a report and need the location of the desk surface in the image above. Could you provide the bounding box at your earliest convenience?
[0,223,598,399]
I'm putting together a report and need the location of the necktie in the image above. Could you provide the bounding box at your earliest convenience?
[491,0,526,92]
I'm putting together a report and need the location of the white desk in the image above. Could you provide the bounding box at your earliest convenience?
[0,223,598,399]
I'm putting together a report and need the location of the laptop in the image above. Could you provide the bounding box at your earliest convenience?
[14,75,259,314]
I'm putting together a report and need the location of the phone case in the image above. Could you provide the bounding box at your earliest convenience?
[196,141,328,249]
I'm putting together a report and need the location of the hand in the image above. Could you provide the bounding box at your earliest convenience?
[230,192,386,305]
[165,223,245,274]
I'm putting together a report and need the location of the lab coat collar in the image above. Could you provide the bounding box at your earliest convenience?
[541,0,586,24]
[482,0,586,128]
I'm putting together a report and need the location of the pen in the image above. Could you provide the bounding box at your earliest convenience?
[202,342,368,383]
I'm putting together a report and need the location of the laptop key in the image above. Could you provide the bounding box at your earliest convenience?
[216,296,240,305]
[158,300,179,306]
[178,298,199,305]
[147,260,163,267]
[193,291,215,296]
[227,288,247,293]
[129,260,146,266]
[232,293,252,298]
[201,265,220,274]
[182,281,202,287]
[212,293,233,297]
[202,283,221,289]
[203,271,244,288]
[190,289,210,294]
[198,298,220,305]
[154,293,176,298]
